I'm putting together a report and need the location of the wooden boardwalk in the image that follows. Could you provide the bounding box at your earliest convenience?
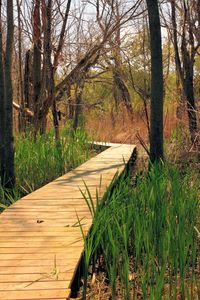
[0,143,136,300]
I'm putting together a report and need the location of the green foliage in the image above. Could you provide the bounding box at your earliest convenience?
[82,163,200,299]
[83,72,113,112]
[0,128,92,208]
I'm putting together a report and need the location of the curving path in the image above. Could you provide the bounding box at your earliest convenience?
[0,143,136,300]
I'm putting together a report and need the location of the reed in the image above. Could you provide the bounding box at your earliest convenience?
[82,163,200,299]
[0,128,92,208]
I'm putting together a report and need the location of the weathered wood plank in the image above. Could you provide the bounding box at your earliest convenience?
[0,281,69,291]
[0,247,83,254]
[0,289,71,299]
[0,273,74,282]
[0,143,136,299]
[0,253,82,260]
[0,259,79,267]
[0,265,77,275]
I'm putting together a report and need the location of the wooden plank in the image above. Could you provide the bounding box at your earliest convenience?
[0,247,83,254]
[0,225,89,232]
[2,212,88,218]
[0,215,92,221]
[0,289,70,299]
[0,273,73,283]
[0,213,92,220]
[0,265,77,274]
[0,143,136,299]
[5,207,90,212]
[0,239,84,247]
[0,235,84,242]
[0,281,69,291]
[0,219,92,226]
[19,190,104,200]
[1,209,91,216]
[0,252,82,260]
[0,232,84,238]
[6,201,95,207]
[5,209,89,214]
[0,226,89,232]
[0,259,79,267]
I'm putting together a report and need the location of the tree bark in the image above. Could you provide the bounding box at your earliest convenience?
[3,0,15,187]
[146,0,164,162]
[171,0,198,145]
[24,50,31,109]
[73,77,85,131]
[17,0,25,132]
[33,0,42,134]
[66,83,74,120]
[0,0,5,182]
[111,9,133,118]
[53,0,72,70]
[181,5,198,144]
[33,0,54,137]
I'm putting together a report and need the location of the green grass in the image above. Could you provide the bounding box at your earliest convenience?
[82,163,200,299]
[0,128,93,208]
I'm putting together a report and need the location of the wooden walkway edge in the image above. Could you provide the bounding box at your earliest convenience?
[0,143,136,300]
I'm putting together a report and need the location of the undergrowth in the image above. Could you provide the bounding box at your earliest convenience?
[0,128,93,209]
[81,163,200,299]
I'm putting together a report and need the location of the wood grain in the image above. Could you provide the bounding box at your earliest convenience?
[0,143,135,299]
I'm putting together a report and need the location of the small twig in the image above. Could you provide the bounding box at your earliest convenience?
[194,226,200,238]
[25,255,60,287]
[136,132,150,157]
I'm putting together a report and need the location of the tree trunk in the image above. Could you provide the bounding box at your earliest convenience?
[73,78,85,131]
[111,14,133,118]
[16,0,25,133]
[171,0,198,145]
[0,0,5,182]
[24,50,30,108]
[66,84,74,120]
[171,0,185,119]
[184,62,198,143]
[3,0,15,188]
[33,0,42,135]
[181,6,198,145]
[53,0,72,70]
[33,0,55,138]
[52,99,60,141]
[146,0,164,163]
[113,67,133,117]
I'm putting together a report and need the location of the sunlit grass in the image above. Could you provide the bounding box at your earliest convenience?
[0,128,93,208]
[81,163,200,299]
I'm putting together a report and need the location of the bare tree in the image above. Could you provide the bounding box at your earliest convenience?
[16,0,25,132]
[38,0,142,130]
[104,1,134,116]
[0,0,15,187]
[10,0,144,138]
[170,0,199,145]
[146,0,164,162]
[125,14,151,138]
[0,0,5,183]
